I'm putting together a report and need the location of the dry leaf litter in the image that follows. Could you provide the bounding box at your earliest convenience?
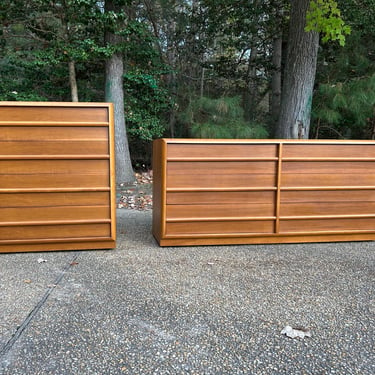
[117,171,153,211]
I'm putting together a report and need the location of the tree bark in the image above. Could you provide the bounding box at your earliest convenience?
[167,17,177,137]
[105,53,134,183]
[105,0,134,184]
[243,41,259,122]
[68,60,79,102]
[275,0,319,139]
[270,34,282,135]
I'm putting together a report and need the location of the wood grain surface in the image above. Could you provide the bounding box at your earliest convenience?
[0,102,116,253]
[153,138,375,246]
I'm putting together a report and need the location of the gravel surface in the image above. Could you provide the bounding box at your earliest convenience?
[0,210,374,375]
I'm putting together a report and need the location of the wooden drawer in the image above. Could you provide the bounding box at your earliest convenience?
[165,220,275,236]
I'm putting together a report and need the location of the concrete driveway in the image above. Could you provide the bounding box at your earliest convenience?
[1,210,374,374]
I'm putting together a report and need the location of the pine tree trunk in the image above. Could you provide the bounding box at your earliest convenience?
[275,0,319,139]
[167,20,177,137]
[270,35,282,136]
[105,0,134,184]
[68,61,79,102]
[243,42,259,122]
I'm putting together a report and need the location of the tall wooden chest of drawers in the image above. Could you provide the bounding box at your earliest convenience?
[0,102,116,253]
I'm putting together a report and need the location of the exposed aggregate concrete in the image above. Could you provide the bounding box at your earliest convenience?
[0,210,374,374]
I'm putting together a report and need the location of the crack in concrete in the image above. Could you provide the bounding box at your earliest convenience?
[0,252,81,357]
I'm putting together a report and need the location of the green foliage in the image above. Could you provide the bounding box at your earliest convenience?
[124,70,171,141]
[0,0,108,101]
[1,0,374,160]
[182,96,268,139]
[306,0,351,46]
[0,53,49,101]
[313,21,375,139]
[121,20,172,142]
[0,45,104,101]
[312,75,375,138]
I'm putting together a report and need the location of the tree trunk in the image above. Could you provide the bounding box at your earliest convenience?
[166,17,178,137]
[275,0,319,139]
[243,42,259,122]
[105,52,135,184]
[270,34,282,136]
[68,60,79,102]
[105,0,134,184]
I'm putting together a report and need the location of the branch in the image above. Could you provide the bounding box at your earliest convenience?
[316,124,346,138]
[3,30,49,44]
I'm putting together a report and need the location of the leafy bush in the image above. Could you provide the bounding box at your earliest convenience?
[124,70,172,142]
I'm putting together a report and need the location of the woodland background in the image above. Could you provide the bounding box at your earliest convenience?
[0,0,374,180]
